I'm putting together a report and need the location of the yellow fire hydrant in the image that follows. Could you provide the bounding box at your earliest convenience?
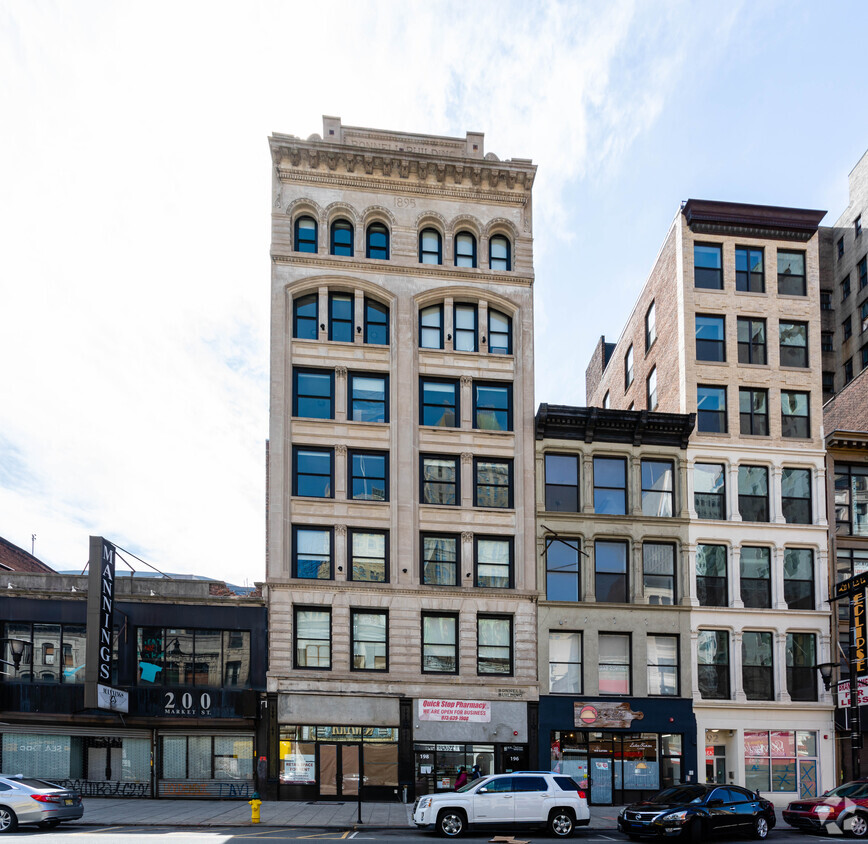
[249,792,262,824]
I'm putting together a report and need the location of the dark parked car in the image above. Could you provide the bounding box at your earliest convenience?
[617,783,776,841]
[782,779,868,837]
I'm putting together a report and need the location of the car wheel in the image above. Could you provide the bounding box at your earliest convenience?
[847,812,868,839]
[548,809,575,837]
[752,815,769,840]
[436,809,466,838]
[0,807,17,834]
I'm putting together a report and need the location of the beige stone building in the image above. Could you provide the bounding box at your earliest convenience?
[534,404,696,805]
[265,117,538,800]
[586,200,836,804]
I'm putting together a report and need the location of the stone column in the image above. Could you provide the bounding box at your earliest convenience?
[690,631,701,701]
[771,465,784,524]
[732,631,746,702]
[772,546,788,610]
[478,300,489,354]
[444,296,454,352]
[354,289,364,344]
[461,452,474,508]
[318,286,329,341]
[815,465,828,526]
[679,457,692,519]
[335,366,348,421]
[731,546,744,609]
[461,531,474,586]
[775,633,792,703]
[728,464,741,521]
[335,524,348,582]
[684,544,699,607]
[630,457,642,517]
[582,455,594,514]
[460,375,472,429]
[631,541,643,604]
[335,444,347,500]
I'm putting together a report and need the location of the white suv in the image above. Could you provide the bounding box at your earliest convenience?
[412,771,590,837]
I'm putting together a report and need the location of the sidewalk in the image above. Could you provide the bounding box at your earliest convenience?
[70,799,631,829]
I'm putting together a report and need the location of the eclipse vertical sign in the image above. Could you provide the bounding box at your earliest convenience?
[84,536,128,712]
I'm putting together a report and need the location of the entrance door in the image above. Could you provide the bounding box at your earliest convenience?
[317,744,362,798]
[590,758,612,804]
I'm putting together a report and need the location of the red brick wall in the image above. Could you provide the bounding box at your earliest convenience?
[0,536,54,573]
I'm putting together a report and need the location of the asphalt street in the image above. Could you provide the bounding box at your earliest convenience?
[0,826,831,843]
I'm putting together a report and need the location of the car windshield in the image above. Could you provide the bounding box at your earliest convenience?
[823,782,868,799]
[649,786,707,804]
[12,778,62,790]
[457,778,488,793]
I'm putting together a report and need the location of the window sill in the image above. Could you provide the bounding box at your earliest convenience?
[779,365,810,372]
[733,290,768,297]
[695,430,731,437]
[737,362,770,369]
[695,359,728,366]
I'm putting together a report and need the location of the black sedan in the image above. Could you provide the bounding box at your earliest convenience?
[617,783,776,841]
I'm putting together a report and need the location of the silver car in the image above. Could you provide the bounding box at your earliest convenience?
[0,774,83,832]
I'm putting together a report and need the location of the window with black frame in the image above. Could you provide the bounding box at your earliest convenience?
[595,540,628,603]
[419,305,444,349]
[646,367,658,410]
[594,456,627,514]
[419,228,442,264]
[786,633,817,701]
[474,458,512,508]
[294,215,317,253]
[330,219,354,256]
[292,526,333,579]
[349,373,388,423]
[625,344,634,389]
[475,536,512,588]
[696,544,727,607]
[782,467,811,524]
[598,633,631,694]
[546,537,580,602]
[549,631,582,694]
[738,465,769,522]
[454,304,478,352]
[477,616,512,675]
[136,627,250,687]
[742,632,774,700]
[293,293,318,340]
[364,298,389,345]
[421,534,458,586]
[694,463,725,519]
[643,543,675,605]
[545,454,579,511]
[348,450,388,501]
[781,391,810,438]
[473,382,511,431]
[647,634,678,696]
[697,385,727,433]
[641,459,674,517]
[784,548,814,610]
[489,235,511,271]
[293,446,333,498]
[737,317,766,365]
[740,546,771,608]
[454,232,477,267]
[294,609,331,669]
[778,251,806,296]
[835,462,868,535]
[329,292,354,341]
[351,610,388,671]
[645,301,656,350]
[779,322,808,367]
[293,367,334,419]
[0,622,88,685]
[420,377,458,427]
[739,388,768,436]
[488,309,511,354]
[366,223,389,259]
[695,315,725,361]
[694,243,723,289]
[421,455,459,505]
[697,630,729,699]
[736,246,764,292]
[422,614,458,673]
[349,530,388,582]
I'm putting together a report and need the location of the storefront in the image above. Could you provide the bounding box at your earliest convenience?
[539,696,697,806]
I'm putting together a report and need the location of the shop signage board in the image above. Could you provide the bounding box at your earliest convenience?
[283,753,315,783]
[837,677,868,708]
[418,699,491,723]
[97,684,129,713]
[573,701,644,729]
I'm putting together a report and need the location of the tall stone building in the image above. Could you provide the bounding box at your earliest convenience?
[266,118,537,800]
[586,199,835,803]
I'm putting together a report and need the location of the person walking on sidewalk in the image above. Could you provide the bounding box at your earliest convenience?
[454,767,468,789]
[470,764,482,781]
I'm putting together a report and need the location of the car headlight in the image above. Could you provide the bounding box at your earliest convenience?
[419,797,432,809]
[661,810,689,824]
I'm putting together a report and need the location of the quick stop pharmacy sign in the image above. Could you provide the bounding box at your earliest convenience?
[418,699,491,723]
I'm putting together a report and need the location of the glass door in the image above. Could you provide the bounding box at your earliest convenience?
[318,744,362,798]
[589,733,614,805]
[319,744,338,796]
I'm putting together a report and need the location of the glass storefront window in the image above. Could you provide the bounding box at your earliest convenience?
[2,733,73,779]
[1,622,98,684]
[744,731,816,794]
[224,630,250,687]
[414,743,494,793]
[159,734,252,781]
[137,627,251,687]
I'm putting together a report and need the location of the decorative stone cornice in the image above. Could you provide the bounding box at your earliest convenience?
[267,580,539,600]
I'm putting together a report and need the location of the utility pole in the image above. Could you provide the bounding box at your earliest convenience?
[31,534,35,555]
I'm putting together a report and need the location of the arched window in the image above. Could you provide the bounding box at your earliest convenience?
[454,232,477,268]
[489,235,511,271]
[295,216,318,253]
[330,219,354,256]
[488,309,512,355]
[365,299,389,345]
[419,229,442,264]
[366,223,389,260]
[293,293,318,340]
[420,305,444,349]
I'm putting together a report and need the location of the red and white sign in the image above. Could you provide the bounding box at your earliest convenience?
[837,677,868,708]
[418,699,491,723]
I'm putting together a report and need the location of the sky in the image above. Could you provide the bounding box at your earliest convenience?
[2,0,867,584]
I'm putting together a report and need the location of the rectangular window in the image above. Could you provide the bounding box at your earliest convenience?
[695,243,723,289]
[823,371,835,393]
[834,463,868,536]
[474,458,512,508]
[860,256,868,290]
[857,216,863,237]
[696,544,727,607]
[787,633,817,702]
[646,367,658,410]
[293,446,333,498]
[475,537,512,588]
[781,391,810,438]
[625,345,634,389]
[546,537,580,602]
[838,237,845,259]
[349,373,388,423]
[292,526,333,579]
[329,292,354,342]
[736,317,767,365]
[420,378,458,427]
[488,310,512,354]
[643,543,675,605]
[863,344,868,370]
[293,368,334,419]
[645,301,656,350]
[293,294,318,340]
[821,331,834,352]
[698,630,729,699]
[473,382,512,431]
[738,465,769,522]
[739,388,768,436]
[779,322,808,368]
[696,315,726,361]
[647,634,679,696]
[477,616,512,676]
[454,303,478,352]
[862,299,868,333]
[594,456,627,514]
[778,251,806,296]
[349,530,388,582]
[742,631,774,701]
[844,316,853,340]
[641,459,674,517]
[595,540,628,603]
[351,610,387,672]
[422,613,457,673]
[697,385,727,433]
[842,275,852,300]
[740,546,771,608]
[545,454,579,511]
[549,631,582,694]
[736,246,764,292]
[364,298,389,345]
[821,291,832,310]
[421,534,458,586]
[348,450,388,501]
[294,608,331,669]
[784,548,814,610]
[421,455,459,505]
[694,463,726,519]
[598,633,631,694]
[782,467,811,524]
[845,357,854,383]
[419,305,444,349]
